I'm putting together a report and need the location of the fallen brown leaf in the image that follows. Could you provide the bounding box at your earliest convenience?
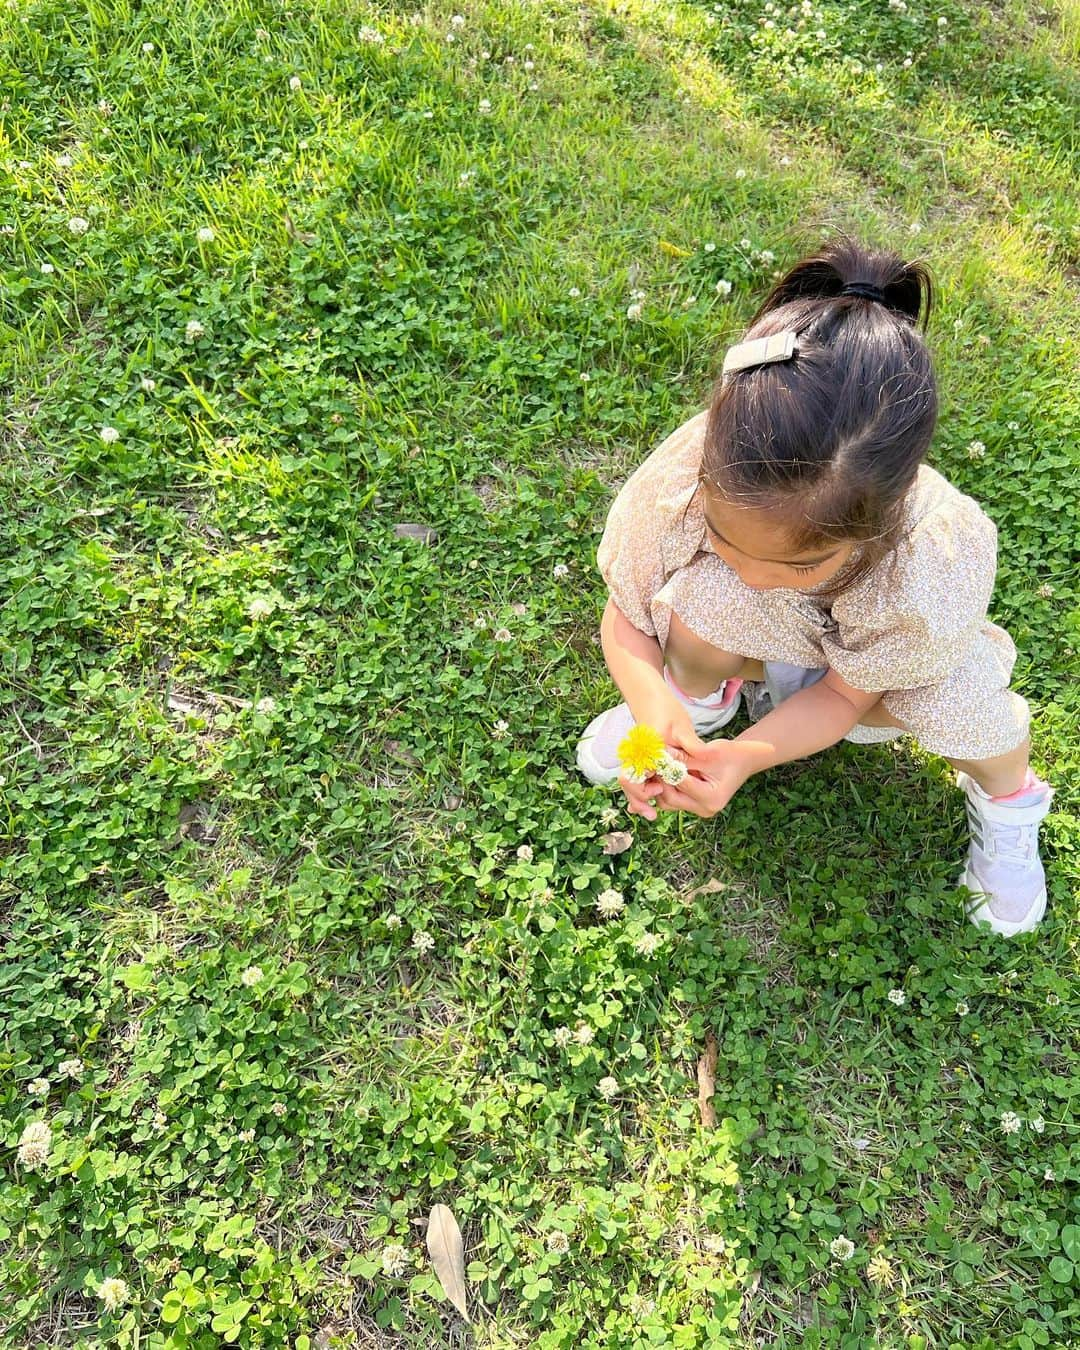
[425,1203,470,1323]
[600,830,633,855]
[685,877,727,904]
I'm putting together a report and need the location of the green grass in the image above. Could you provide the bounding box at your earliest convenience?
[1,0,1078,1346]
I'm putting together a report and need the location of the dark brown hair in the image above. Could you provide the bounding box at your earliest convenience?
[689,232,938,598]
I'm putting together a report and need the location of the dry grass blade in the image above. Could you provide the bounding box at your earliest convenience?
[425,1203,470,1323]
[697,1030,718,1127]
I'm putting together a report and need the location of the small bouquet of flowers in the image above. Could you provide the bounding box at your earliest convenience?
[616,725,688,786]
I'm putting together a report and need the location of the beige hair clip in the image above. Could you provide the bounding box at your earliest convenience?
[721,329,798,377]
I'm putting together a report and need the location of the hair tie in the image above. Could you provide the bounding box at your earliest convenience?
[839,281,887,303]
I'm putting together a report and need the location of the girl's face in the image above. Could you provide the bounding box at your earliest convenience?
[700,489,856,591]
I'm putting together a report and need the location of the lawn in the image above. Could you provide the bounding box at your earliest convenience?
[1,0,1078,1346]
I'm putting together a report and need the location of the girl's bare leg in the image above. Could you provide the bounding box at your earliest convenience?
[663,612,764,696]
[858,698,1031,797]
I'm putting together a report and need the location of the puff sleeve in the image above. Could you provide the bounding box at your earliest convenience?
[822,492,999,692]
[595,412,708,637]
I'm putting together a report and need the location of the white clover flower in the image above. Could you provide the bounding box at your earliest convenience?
[596,888,625,919]
[1044,1167,1056,1181]
[58,1058,85,1081]
[68,216,90,235]
[735,168,747,179]
[553,1026,573,1048]
[152,1110,167,1130]
[478,98,492,113]
[1007,419,1020,431]
[1046,993,1060,1006]
[527,81,539,91]
[1031,1116,1046,1134]
[966,440,986,459]
[626,302,643,321]
[97,1276,130,1311]
[185,318,205,341]
[579,372,590,382]
[597,1076,619,1100]
[142,41,155,53]
[516,844,534,862]
[1037,583,1055,599]
[903,57,913,68]
[246,594,276,621]
[574,1022,593,1045]
[56,152,74,168]
[553,563,569,577]
[17,1120,52,1170]
[493,627,513,642]
[196,226,215,244]
[411,930,435,954]
[937,16,948,27]
[546,1229,570,1254]
[523,58,534,70]
[289,74,303,90]
[779,155,791,166]
[255,696,276,714]
[491,718,510,738]
[445,31,456,42]
[634,932,664,957]
[99,426,119,444]
[451,13,465,25]
[955,1001,969,1016]
[358,26,384,43]
[656,751,687,786]
[1000,1110,1022,1135]
[568,286,581,298]
[40,262,55,274]
[887,988,906,1006]
[739,237,752,249]
[715,278,732,296]
[239,1127,256,1143]
[629,1294,655,1317]
[829,1236,855,1261]
[703,241,716,253]
[384,913,403,929]
[382,1243,410,1277]
[271,1100,287,1116]
[140,376,156,392]
[600,806,621,828]
[423,109,435,118]
[240,965,264,986]
[28,1078,49,1096]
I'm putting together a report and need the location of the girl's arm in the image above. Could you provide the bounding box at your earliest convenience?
[662,669,884,819]
[727,668,883,775]
[599,596,671,715]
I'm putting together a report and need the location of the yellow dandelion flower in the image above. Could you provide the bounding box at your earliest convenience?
[617,724,665,781]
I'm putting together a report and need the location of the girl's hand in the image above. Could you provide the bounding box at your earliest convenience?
[617,694,708,822]
[650,740,750,820]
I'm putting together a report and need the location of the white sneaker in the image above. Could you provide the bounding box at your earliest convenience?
[576,670,743,787]
[957,771,1054,936]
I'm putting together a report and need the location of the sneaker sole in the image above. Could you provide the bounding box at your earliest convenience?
[958,865,1046,936]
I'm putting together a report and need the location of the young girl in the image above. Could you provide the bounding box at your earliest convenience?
[576,235,1054,937]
